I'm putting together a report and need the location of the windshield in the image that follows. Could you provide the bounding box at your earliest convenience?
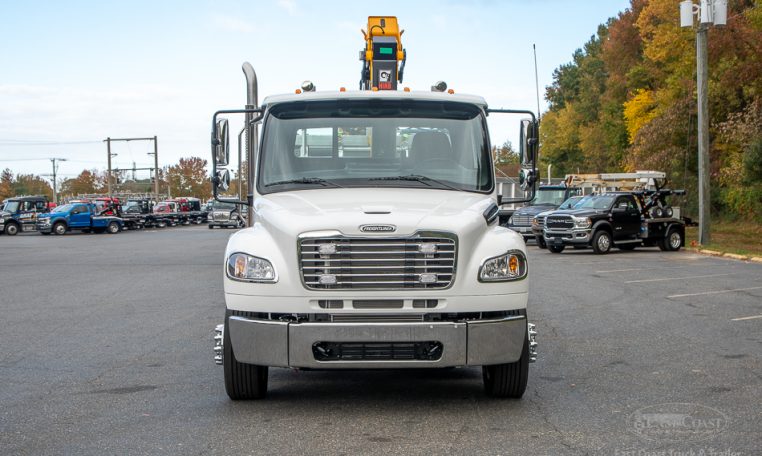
[575,195,615,210]
[532,189,568,206]
[212,201,236,210]
[52,204,75,213]
[258,100,492,194]
[558,195,586,210]
[2,201,20,213]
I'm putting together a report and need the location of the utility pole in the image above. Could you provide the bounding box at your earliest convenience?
[696,23,710,244]
[105,136,158,199]
[106,137,113,197]
[153,136,159,200]
[680,0,726,245]
[46,158,67,204]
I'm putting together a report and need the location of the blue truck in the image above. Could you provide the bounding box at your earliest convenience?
[36,202,123,235]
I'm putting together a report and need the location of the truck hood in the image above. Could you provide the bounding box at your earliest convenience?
[549,208,608,218]
[513,204,558,217]
[253,188,495,237]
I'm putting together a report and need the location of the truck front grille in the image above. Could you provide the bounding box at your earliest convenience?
[299,233,456,290]
[546,215,574,230]
[511,214,533,226]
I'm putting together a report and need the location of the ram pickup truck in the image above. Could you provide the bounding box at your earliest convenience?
[543,192,686,254]
[36,202,123,235]
[0,196,50,235]
[531,195,587,248]
[209,57,543,399]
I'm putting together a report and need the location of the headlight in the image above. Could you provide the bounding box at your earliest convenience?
[572,216,592,228]
[226,253,277,283]
[479,250,528,282]
[531,217,539,227]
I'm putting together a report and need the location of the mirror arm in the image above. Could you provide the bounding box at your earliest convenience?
[487,109,539,206]
[210,108,263,205]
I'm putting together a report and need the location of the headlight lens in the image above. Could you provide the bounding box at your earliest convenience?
[479,250,528,282]
[572,216,592,228]
[531,217,538,227]
[226,253,277,282]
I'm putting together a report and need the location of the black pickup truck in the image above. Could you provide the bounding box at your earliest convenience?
[543,191,687,254]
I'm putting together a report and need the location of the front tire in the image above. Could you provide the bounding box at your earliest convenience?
[592,230,612,254]
[5,223,19,236]
[548,244,565,253]
[53,222,67,235]
[223,315,268,400]
[536,236,546,249]
[482,327,529,398]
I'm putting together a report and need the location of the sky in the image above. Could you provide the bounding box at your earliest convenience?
[0,0,632,182]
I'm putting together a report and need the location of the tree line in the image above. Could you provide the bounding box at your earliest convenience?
[540,0,762,220]
[0,156,211,202]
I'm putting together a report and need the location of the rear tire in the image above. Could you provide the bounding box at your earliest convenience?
[536,236,546,249]
[107,222,120,234]
[548,244,565,253]
[223,315,268,400]
[5,223,19,236]
[483,326,529,398]
[662,229,683,252]
[592,230,612,254]
[208,224,214,229]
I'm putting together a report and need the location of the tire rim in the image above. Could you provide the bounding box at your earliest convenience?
[669,232,681,249]
[598,233,610,251]
[109,224,118,233]
[55,224,65,235]
[8,225,18,235]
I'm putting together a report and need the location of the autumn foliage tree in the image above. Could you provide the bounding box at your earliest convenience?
[541,0,762,220]
[166,157,210,198]
[60,169,106,197]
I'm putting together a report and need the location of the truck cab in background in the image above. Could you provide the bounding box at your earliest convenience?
[0,196,50,236]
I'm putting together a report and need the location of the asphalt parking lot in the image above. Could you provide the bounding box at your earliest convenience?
[1,227,760,455]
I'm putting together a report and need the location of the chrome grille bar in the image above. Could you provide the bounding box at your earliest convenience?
[299,233,457,290]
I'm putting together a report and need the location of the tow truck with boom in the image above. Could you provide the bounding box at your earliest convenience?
[209,16,539,399]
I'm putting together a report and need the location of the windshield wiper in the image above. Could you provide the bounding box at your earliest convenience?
[370,174,460,191]
[265,177,345,188]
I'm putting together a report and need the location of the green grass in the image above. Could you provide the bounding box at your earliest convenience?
[686,221,762,257]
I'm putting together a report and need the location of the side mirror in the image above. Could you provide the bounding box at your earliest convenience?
[213,169,231,192]
[214,118,230,167]
[518,119,538,191]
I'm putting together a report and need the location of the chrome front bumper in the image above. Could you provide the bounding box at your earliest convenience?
[215,314,535,369]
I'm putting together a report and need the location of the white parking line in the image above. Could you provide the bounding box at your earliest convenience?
[625,273,734,284]
[731,314,762,322]
[668,286,762,299]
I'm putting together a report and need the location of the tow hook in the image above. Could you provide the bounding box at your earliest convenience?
[214,324,224,365]
[528,323,538,363]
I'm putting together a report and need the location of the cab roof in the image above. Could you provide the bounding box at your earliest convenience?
[261,90,488,110]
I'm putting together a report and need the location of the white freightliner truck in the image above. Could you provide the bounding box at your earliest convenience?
[210,17,539,399]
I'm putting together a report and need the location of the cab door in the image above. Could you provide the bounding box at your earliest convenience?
[611,195,641,240]
[69,205,91,228]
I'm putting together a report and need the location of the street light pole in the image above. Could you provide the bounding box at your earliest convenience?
[680,0,726,246]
